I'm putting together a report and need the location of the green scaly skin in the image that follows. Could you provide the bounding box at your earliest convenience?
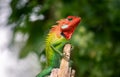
[36,33,68,77]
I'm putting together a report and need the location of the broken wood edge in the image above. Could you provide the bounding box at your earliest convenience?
[49,44,75,77]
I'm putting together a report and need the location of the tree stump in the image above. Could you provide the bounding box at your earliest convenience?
[49,44,75,77]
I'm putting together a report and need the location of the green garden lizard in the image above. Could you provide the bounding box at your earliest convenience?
[36,16,81,77]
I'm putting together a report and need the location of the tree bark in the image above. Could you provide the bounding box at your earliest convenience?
[49,44,75,77]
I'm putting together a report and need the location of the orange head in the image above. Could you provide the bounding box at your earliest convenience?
[58,16,81,40]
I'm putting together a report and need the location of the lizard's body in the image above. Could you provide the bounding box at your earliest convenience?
[37,16,81,77]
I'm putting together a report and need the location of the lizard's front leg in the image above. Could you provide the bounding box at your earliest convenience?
[50,38,67,57]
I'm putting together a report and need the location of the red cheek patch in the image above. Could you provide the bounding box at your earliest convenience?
[63,27,75,40]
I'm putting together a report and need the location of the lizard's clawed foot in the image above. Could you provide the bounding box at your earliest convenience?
[62,53,70,61]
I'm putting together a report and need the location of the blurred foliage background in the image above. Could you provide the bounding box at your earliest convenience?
[8,0,120,77]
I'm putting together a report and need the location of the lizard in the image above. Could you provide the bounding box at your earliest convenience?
[36,16,81,77]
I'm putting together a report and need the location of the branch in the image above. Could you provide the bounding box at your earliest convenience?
[49,44,75,77]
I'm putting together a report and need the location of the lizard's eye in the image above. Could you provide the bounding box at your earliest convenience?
[67,18,73,21]
[61,24,68,29]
